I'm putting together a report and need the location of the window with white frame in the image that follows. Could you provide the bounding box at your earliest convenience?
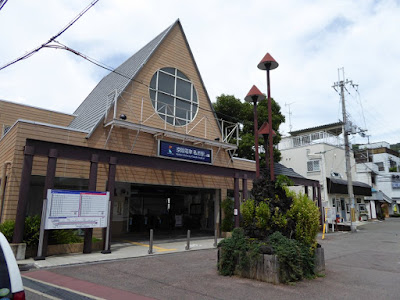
[149,67,198,126]
[307,160,320,172]
[375,162,384,171]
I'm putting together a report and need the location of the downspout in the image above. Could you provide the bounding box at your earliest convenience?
[0,161,12,223]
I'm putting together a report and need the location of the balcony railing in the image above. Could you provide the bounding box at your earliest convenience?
[278,131,344,150]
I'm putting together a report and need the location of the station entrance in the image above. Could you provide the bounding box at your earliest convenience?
[111,182,217,240]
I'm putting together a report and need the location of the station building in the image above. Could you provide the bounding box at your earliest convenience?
[0,20,320,245]
[0,20,257,242]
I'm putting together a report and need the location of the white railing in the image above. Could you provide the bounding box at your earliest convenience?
[104,90,240,147]
[278,131,344,150]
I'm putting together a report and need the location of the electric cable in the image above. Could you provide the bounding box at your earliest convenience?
[0,0,8,11]
[48,40,248,126]
[0,0,99,71]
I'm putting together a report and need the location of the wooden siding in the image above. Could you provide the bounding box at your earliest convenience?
[0,122,88,220]
[0,125,18,221]
[0,100,75,130]
[89,24,234,168]
[232,158,256,172]
[0,23,256,221]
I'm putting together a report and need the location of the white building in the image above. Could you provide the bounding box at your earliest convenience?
[355,142,400,217]
[278,122,372,223]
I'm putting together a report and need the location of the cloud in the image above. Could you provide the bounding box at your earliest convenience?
[0,0,399,144]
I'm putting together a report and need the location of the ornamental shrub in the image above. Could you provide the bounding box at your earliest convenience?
[287,192,320,248]
[271,207,287,232]
[255,201,270,230]
[0,215,83,246]
[241,199,255,228]
[218,228,260,276]
[221,197,234,232]
[23,215,41,247]
[0,220,15,242]
[269,231,315,283]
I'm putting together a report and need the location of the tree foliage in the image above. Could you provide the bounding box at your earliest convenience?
[213,94,285,164]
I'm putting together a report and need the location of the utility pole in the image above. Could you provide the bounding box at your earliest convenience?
[332,68,357,231]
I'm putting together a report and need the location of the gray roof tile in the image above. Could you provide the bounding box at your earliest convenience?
[68,21,177,132]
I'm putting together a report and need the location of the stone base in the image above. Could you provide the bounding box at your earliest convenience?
[26,241,104,258]
[218,247,325,284]
[10,243,26,260]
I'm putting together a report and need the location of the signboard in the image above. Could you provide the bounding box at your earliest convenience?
[325,207,336,221]
[158,140,212,164]
[45,189,109,230]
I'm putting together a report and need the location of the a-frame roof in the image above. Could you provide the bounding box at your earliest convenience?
[68,20,177,132]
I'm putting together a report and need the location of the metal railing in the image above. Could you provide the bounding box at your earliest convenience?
[278,131,344,150]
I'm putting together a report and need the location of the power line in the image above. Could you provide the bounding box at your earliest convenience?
[0,0,99,71]
[0,0,8,11]
[44,40,248,125]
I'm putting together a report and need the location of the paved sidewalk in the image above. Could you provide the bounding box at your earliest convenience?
[19,220,378,269]
[19,237,220,269]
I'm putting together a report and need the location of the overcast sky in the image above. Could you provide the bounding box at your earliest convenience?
[1,0,399,145]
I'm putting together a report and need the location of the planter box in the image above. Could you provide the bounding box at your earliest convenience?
[25,241,103,258]
[218,247,325,284]
[10,243,26,261]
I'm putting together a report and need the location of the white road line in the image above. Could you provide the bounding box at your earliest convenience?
[24,286,61,300]
[23,275,104,300]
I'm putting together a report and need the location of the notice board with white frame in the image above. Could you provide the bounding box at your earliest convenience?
[44,189,110,230]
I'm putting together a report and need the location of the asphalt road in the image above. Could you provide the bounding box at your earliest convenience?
[23,218,400,300]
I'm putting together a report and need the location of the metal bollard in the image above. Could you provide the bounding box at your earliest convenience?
[148,229,153,254]
[213,229,218,247]
[185,229,190,250]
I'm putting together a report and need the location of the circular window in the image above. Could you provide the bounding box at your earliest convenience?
[149,67,198,126]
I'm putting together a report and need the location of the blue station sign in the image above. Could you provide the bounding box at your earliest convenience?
[159,140,212,164]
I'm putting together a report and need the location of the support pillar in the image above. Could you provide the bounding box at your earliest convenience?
[242,174,248,201]
[312,185,317,202]
[234,172,240,228]
[84,154,99,254]
[41,149,58,257]
[103,156,117,252]
[13,146,35,243]
[317,184,323,225]
[214,189,221,237]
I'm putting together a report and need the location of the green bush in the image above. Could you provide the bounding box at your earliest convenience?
[221,197,234,232]
[0,215,83,246]
[0,220,15,242]
[255,201,270,230]
[271,207,287,232]
[241,199,255,228]
[23,215,41,247]
[218,228,260,276]
[287,192,320,248]
[49,229,83,245]
[269,232,315,283]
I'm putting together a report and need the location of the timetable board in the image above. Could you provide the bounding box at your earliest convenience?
[44,189,109,230]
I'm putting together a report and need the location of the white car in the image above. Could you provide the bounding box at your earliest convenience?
[0,232,25,299]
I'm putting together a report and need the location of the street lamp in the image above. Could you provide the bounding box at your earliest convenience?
[245,85,265,178]
[258,122,276,177]
[257,53,279,181]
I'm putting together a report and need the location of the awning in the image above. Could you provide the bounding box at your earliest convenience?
[365,190,392,203]
[326,177,372,196]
